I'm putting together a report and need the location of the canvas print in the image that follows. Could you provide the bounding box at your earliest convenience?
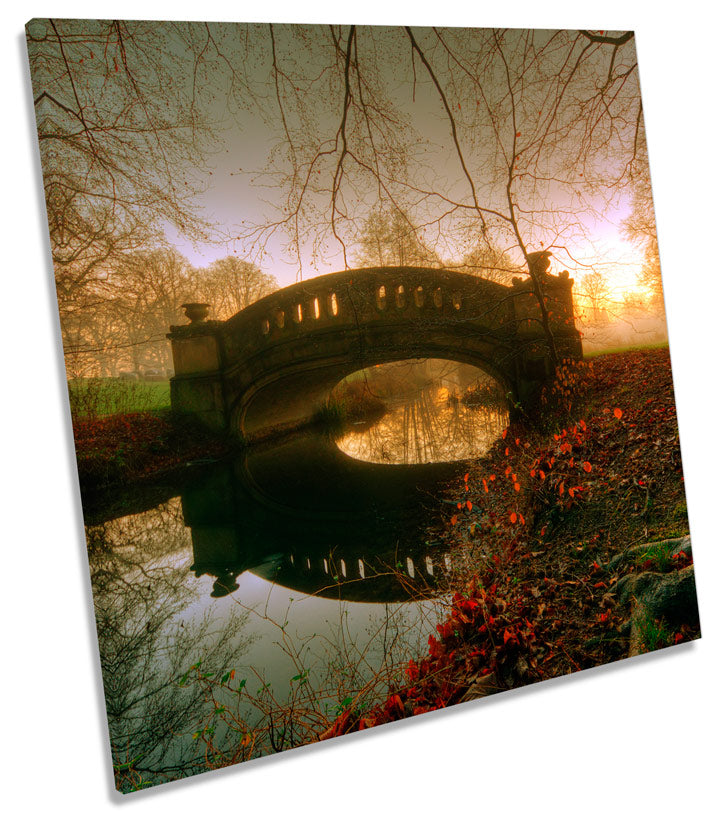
[27,20,701,792]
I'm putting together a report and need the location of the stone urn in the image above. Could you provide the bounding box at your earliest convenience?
[181,302,210,324]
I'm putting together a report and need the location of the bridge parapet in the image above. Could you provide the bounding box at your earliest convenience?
[219,267,518,365]
[168,266,582,437]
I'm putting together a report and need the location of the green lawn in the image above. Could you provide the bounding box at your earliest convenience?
[68,378,171,418]
[584,340,669,358]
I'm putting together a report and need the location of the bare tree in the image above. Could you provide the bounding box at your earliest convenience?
[353,205,440,268]
[29,22,651,370]
[61,248,279,377]
[579,270,611,325]
[622,155,665,315]
[192,257,279,320]
[225,25,645,362]
[26,18,232,369]
[455,242,521,285]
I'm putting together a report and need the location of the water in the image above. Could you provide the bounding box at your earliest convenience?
[337,384,508,464]
[87,380,507,789]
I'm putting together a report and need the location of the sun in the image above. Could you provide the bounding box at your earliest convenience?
[574,204,653,305]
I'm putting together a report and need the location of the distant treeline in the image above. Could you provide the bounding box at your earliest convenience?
[60,249,278,378]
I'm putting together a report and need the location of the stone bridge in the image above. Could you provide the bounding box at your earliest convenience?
[168,266,582,438]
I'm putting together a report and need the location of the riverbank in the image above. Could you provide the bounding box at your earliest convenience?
[72,366,397,497]
[315,347,699,736]
[72,410,236,496]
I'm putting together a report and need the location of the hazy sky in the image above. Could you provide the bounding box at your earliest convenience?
[31,20,649,295]
[149,24,649,292]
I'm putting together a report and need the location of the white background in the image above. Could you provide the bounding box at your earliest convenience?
[3,3,718,817]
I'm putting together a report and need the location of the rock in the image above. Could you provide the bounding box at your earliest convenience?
[606,535,691,572]
[613,565,699,627]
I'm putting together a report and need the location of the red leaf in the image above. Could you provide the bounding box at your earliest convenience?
[583,461,592,473]
[614,408,623,419]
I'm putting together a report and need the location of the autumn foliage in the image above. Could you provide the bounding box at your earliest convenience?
[73,411,232,492]
[317,348,696,740]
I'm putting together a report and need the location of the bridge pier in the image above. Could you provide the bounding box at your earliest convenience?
[167,319,227,431]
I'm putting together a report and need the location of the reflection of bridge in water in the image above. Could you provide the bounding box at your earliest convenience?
[182,431,464,602]
[169,266,581,439]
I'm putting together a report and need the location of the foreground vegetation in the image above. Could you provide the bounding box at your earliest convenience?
[316,347,697,735]
[76,347,699,792]
[174,347,697,775]
[69,378,171,417]
[68,377,236,496]
[73,411,233,495]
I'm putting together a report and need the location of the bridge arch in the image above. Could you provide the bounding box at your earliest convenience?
[168,266,582,439]
[231,343,516,439]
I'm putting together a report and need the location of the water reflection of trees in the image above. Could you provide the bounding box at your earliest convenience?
[84,442,470,787]
[88,500,447,782]
[87,500,253,791]
[87,499,440,786]
[188,594,444,765]
[337,383,508,464]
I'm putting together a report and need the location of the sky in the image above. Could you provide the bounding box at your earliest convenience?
[154,23,650,292]
[166,126,646,293]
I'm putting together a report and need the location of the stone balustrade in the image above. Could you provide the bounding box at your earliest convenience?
[168,266,582,437]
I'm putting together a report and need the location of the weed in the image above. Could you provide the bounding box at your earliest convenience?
[634,608,673,654]
[68,377,170,419]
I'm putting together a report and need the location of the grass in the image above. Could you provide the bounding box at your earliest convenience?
[634,609,674,654]
[68,378,171,418]
[312,383,388,433]
[631,542,679,573]
[311,398,348,432]
[584,339,669,358]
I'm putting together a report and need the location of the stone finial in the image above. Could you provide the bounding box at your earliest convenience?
[527,250,552,279]
[181,302,210,324]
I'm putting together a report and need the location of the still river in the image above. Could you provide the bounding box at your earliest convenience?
[87,365,507,789]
